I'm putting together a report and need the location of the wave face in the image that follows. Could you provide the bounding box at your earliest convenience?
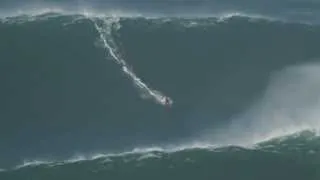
[2,11,320,179]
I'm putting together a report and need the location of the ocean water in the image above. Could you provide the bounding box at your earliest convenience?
[2,1,320,179]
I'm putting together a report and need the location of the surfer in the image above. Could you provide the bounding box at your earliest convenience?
[164,97,172,107]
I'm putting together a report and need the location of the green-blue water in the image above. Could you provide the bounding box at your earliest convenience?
[2,10,320,179]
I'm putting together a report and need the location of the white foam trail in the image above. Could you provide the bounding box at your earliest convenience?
[88,16,173,106]
[212,61,320,146]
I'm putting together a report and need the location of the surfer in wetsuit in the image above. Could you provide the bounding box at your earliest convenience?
[164,97,171,107]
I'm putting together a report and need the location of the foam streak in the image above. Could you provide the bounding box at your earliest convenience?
[90,17,173,106]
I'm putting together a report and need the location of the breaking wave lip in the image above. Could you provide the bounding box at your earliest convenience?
[202,61,320,152]
[0,7,286,24]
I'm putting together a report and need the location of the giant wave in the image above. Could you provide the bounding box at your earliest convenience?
[1,9,320,179]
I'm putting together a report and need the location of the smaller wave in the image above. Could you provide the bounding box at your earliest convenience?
[256,130,320,154]
[5,142,218,171]
[3,129,318,172]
